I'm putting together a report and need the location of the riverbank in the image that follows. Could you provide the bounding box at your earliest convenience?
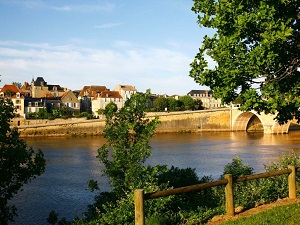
[14,110,232,137]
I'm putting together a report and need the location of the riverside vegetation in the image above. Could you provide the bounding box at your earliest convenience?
[0,89,46,224]
[44,92,300,225]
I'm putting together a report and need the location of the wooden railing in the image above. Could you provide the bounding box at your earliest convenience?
[134,165,299,225]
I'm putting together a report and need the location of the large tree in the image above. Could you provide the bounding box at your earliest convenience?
[190,0,300,124]
[97,91,160,195]
[178,95,195,110]
[0,96,45,224]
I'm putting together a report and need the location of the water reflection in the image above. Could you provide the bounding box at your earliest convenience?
[9,131,300,225]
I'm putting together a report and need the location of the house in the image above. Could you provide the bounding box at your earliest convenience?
[0,84,25,117]
[91,90,123,116]
[187,90,222,109]
[24,96,62,118]
[19,81,31,97]
[114,84,137,102]
[60,90,80,115]
[78,85,107,113]
[31,77,67,98]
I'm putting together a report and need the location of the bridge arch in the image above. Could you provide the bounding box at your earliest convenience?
[231,110,291,134]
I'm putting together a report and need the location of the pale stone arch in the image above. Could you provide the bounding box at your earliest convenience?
[231,110,291,134]
[232,111,262,132]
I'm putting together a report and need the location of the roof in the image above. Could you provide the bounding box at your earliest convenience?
[20,82,30,90]
[33,77,47,86]
[187,90,212,95]
[47,85,65,91]
[41,92,55,98]
[1,84,20,93]
[119,85,136,91]
[94,90,122,99]
[78,85,107,97]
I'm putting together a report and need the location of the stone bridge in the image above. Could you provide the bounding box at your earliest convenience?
[151,108,299,134]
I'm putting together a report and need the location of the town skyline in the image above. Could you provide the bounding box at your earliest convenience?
[0,0,215,96]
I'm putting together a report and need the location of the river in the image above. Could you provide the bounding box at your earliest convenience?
[9,131,300,225]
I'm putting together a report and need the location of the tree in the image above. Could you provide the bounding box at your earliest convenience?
[190,0,300,124]
[0,97,46,224]
[12,82,21,89]
[194,99,203,110]
[167,97,178,111]
[97,91,160,195]
[153,96,168,111]
[178,95,195,110]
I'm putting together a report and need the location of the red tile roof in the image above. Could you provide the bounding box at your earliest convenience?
[1,84,20,93]
[100,90,122,98]
[79,85,107,97]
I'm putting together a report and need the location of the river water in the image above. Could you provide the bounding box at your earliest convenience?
[9,131,300,225]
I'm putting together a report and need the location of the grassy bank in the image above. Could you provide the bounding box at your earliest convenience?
[220,201,300,225]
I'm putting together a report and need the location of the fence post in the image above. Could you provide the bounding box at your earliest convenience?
[288,165,296,199]
[225,174,235,216]
[134,189,145,225]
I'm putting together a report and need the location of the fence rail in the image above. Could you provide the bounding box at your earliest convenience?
[134,165,300,225]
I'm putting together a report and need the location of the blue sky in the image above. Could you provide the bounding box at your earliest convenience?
[0,0,214,95]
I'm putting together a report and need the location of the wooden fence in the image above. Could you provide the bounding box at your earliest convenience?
[134,165,300,225]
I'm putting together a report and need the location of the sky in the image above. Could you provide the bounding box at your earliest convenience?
[0,0,214,95]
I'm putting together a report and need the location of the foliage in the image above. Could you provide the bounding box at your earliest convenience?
[12,82,21,89]
[0,97,46,224]
[220,153,300,210]
[59,106,68,116]
[38,108,48,119]
[83,151,300,224]
[97,91,160,195]
[190,0,300,124]
[153,96,168,111]
[178,95,195,110]
[221,157,254,180]
[194,99,203,110]
[167,97,178,111]
[47,210,59,225]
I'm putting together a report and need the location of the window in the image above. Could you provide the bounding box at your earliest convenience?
[28,102,32,107]
[16,93,20,98]
[35,102,38,107]
[16,100,20,104]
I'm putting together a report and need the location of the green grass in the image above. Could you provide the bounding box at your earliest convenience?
[221,202,300,225]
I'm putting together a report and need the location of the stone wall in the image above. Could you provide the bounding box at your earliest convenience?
[153,109,231,133]
[17,109,231,137]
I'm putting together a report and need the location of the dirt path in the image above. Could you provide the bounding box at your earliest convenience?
[207,198,300,225]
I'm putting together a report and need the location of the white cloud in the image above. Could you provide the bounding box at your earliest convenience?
[94,22,123,29]
[0,0,115,12]
[0,40,203,95]
[50,3,115,12]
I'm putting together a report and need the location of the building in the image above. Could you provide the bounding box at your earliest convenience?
[78,85,107,113]
[187,90,222,109]
[31,77,66,98]
[113,84,137,102]
[60,90,80,115]
[91,90,123,116]
[0,84,25,117]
